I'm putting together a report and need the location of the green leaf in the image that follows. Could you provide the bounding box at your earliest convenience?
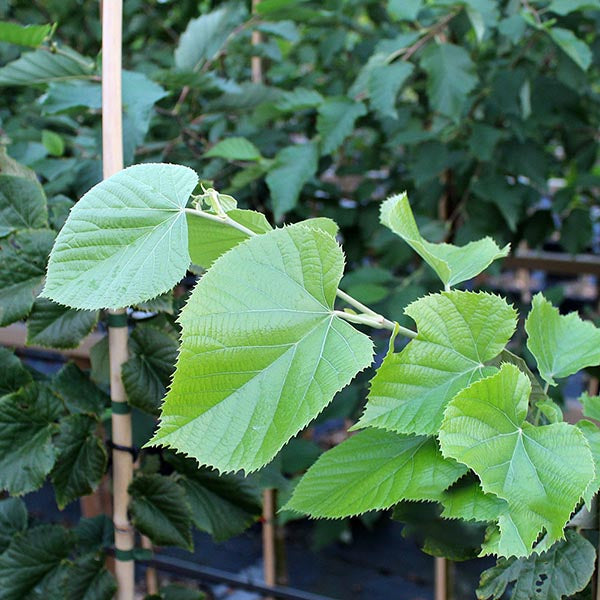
[75,515,114,555]
[0,346,32,397]
[148,223,373,473]
[0,525,72,600]
[548,0,600,15]
[0,47,94,86]
[525,293,600,386]
[129,474,193,549]
[41,130,64,157]
[122,325,178,415]
[368,62,414,119]
[0,174,48,236]
[581,392,600,421]
[166,453,262,542]
[0,22,52,47]
[175,5,246,71]
[26,298,98,349]
[42,163,198,310]
[0,229,55,326]
[420,43,478,122]
[477,530,596,600]
[442,480,507,523]
[52,363,108,415]
[380,193,509,287]
[439,364,595,557]
[357,290,516,435]
[51,414,107,508]
[286,429,466,518]
[388,0,423,20]
[0,498,27,553]
[577,420,600,507]
[265,142,319,219]
[67,554,116,600]
[316,97,367,154]
[275,87,323,112]
[0,383,62,495]
[547,27,592,71]
[204,137,262,161]
[187,208,272,269]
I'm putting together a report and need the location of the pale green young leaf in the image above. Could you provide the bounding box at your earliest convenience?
[187,208,272,269]
[357,290,516,435]
[0,46,94,85]
[0,22,52,47]
[548,27,592,71]
[368,62,414,119]
[577,420,600,507]
[380,193,509,287]
[0,384,62,495]
[477,530,596,600]
[301,217,339,238]
[265,142,319,219]
[0,498,27,553]
[51,414,107,509]
[26,298,98,349]
[285,429,466,518]
[204,137,262,161]
[0,525,72,600]
[420,43,478,122]
[42,163,198,310]
[122,325,178,415]
[166,453,262,542]
[0,347,32,397]
[535,399,563,424]
[317,97,367,154]
[388,0,423,20]
[581,392,600,421]
[129,474,193,549]
[439,364,595,557]
[0,229,55,326]
[0,174,48,236]
[442,480,507,523]
[148,224,373,473]
[525,293,600,385]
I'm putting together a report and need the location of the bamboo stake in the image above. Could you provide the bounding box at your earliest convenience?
[102,2,134,599]
[251,0,263,84]
[434,557,447,600]
[262,487,276,600]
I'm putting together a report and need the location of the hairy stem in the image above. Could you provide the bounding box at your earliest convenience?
[184,206,257,237]
[186,205,418,338]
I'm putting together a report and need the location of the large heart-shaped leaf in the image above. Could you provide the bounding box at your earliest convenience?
[286,428,466,518]
[526,293,600,385]
[148,223,373,473]
[42,163,198,310]
[439,364,594,557]
[357,290,516,435]
[380,193,509,287]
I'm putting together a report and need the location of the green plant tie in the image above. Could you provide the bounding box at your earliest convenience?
[107,312,128,328]
[111,401,131,415]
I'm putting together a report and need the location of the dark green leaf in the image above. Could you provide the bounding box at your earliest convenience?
[122,325,178,415]
[317,97,367,154]
[0,174,48,236]
[52,362,109,415]
[0,346,32,397]
[0,497,27,553]
[26,298,98,349]
[0,525,73,600]
[129,474,193,549]
[0,229,55,326]
[0,383,62,494]
[67,554,116,600]
[51,414,107,508]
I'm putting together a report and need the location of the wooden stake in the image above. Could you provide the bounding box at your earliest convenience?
[435,557,447,600]
[251,0,263,84]
[102,2,134,599]
[262,489,276,600]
